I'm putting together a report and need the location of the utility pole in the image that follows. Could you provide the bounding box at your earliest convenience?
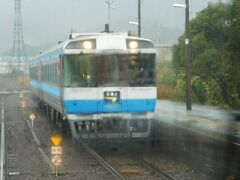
[185,0,192,110]
[138,0,141,37]
[105,0,114,30]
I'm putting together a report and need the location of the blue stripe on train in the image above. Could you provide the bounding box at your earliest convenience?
[30,80,156,113]
[30,81,60,97]
[64,99,156,114]
[31,51,61,65]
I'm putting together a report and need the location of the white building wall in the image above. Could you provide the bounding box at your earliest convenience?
[0,56,27,74]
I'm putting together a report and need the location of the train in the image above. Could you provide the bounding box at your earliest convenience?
[29,31,157,139]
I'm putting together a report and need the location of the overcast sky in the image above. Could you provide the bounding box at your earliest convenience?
[0,0,224,52]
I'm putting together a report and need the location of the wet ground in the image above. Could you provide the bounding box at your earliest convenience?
[0,77,239,179]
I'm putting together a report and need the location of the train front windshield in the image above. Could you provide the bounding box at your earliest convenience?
[63,54,156,87]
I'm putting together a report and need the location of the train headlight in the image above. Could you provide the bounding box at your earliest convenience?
[66,39,96,49]
[126,39,154,49]
[129,41,138,49]
[83,41,93,49]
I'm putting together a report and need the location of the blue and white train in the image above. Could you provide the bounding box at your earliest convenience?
[29,32,157,138]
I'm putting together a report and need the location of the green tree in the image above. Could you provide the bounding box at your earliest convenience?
[172,2,240,108]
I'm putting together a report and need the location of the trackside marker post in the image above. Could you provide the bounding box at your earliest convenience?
[51,155,62,176]
[19,93,23,98]
[50,134,63,176]
[29,113,36,127]
[50,135,62,146]
[20,100,26,108]
[51,146,62,155]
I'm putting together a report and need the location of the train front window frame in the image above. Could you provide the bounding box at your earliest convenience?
[63,53,156,87]
[63,55,97,87]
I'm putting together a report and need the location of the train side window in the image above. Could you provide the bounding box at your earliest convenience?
[30,68,32,79]
[52,65,55,84]
[45,66,47,82]
[44,65,46,82]
[54,65,56,84]
[45,65,47,82]
[47,65,49,82]
[42,66,44,81]
[50,65,53,83]
[43,66,46,81]
[52,65,54,84]
[53,65,55,84]
[49,65,51,83]
[48,65,51,83]
[49,65,50,82]
[50,65,51,83]
[55,64,58,84]
[33,67,36,80]
[56,64,58,85]
[63,57,70,86]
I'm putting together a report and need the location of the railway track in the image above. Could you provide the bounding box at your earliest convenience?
[0,97,6,180]
[0,78,114,179]
[79,139,177,180]
[16,96,118,179]
[78,139,126,180]
[140,159,176,180]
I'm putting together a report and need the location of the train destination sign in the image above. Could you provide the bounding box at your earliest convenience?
[104,91,120,103]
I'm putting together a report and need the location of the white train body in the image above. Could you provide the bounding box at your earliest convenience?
[29,32,157,138]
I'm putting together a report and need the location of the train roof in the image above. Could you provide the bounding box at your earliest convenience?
[31,32,154,61]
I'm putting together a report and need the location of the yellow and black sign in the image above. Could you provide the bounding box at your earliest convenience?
[50,134,63,146]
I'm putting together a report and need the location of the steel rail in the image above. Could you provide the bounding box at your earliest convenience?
[78,139,126,180]
[141,159,176,180]
[0,91,31,180]
[0,91,31,95]
[0,96,5,180]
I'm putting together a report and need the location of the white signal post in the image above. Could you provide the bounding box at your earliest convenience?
[19,93,24,99]
[20,100,26,108]
[29,113,36,127]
